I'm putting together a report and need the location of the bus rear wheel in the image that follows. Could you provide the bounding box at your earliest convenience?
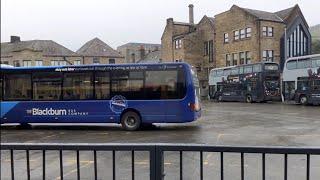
[121,111,141,131]
[299,95,308,105]
[246,95,253,103]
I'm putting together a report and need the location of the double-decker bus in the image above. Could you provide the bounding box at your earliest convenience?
[208,66,235,99]
[209,62,281,103]
[293,75,320,105]
[282,54,320,102]
[0,63,201,130]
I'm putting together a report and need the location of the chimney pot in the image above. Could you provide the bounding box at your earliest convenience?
[10,36,21,43]
[188,4,194,24]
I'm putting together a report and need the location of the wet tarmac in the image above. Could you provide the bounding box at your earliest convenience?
[1,101,320,179]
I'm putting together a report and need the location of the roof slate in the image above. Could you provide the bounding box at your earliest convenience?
[77,38,123,57]
[242,8,283,22]
[1,40,75,56]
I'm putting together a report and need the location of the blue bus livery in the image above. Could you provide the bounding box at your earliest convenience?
[0,63,201,130]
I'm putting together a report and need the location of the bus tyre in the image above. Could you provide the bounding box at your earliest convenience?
[246,95,253,103]
[299,95,308,105]
[121,111,141,131]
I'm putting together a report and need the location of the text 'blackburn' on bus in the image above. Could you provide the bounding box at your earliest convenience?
[0,63,201,130]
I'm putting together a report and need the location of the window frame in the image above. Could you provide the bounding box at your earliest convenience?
[23,60,32,67]
[240,29,246,39]
[32,72,62,101]
[224,33,229,43]
[3,73,32,101]
[234,30,239,41]
[35,60,43,66]
[62,71,94,100]
[246,27,252,38]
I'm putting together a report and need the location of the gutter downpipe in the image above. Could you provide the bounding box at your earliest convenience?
[281,26,287,103]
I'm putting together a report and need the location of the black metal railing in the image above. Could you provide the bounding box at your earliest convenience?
[1,143,320,180]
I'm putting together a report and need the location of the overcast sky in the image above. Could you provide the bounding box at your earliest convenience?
[1,0,319,51]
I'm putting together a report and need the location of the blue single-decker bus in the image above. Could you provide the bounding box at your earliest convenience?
[0,63,201,130]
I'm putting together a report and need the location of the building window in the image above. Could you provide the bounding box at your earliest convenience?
[263,26,273,37]
[60,61,67,66]
[239,52,245,65]
[175,39,182,49]
[263,50,274,62]
[240,29,245,39]
[204,41,209,56]
[1,61,9,64]
[234,30,239,41]
[226,54,231,66]
[35,60,43,66]
[287,25,308,58]
[246,51,252,64]
[208,40,214,63]
[93,57,100,64]
[13,60,20,67]
[224,33,229,43]
[232,53,238,65]
[246,28,252,38]
[196,66,201,72]
[74,60,81,65]
[51,60,59,66]
[109,59,115,64]
[23,60,32,67]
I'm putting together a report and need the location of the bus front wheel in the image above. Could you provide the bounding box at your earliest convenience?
[121,111,141,131]
[246,95,253,103]
[299,95,308,105]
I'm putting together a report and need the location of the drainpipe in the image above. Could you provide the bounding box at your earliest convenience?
[281,26,287,103]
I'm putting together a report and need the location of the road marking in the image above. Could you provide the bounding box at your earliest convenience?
[55,161,93,180]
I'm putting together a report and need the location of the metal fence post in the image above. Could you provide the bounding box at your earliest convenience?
[150,145,164,180]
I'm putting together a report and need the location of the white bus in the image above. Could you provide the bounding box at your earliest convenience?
[282,54,320,100]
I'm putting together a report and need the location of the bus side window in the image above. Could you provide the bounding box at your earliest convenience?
[286,60,297,70]
[239,67,244,74]
[145,70,184,100]
[63,72,94,100]
[311,58,320,68]
[4,74,32,100]
[313,80,320,90]
[253,64,262,72]
[111,70,144,100]
[95,72,110,100]
[33,72,62,101]
[244,66,252,74]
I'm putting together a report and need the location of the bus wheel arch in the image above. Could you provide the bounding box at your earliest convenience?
[120,108,142,131]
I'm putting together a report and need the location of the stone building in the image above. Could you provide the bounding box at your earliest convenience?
[77,38,124,64]
[215,5,311,69]
[117,43,161,63]
[1,36,124,66]
[0,36,81,66]
[137,50,161,63]
[161,4,215,97]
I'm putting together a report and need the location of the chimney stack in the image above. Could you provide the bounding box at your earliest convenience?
[10,36,21,43]
[139,45,146,61]
[188,4,194,24]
